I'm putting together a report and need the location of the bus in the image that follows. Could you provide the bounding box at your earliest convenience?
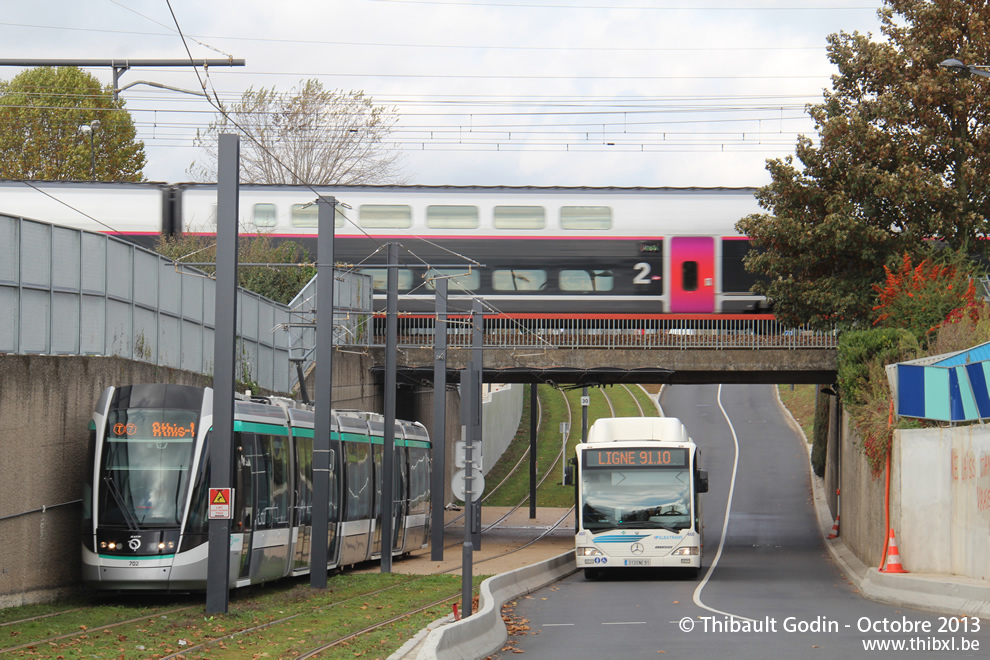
[567,417,708,578]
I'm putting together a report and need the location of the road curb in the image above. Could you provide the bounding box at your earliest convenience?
[394,550,578,660]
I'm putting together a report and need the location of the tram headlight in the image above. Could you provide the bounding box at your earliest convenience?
[672,546,699,556]
[577,547,603,556]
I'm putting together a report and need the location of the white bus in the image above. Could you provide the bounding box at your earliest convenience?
[567,417,708,578]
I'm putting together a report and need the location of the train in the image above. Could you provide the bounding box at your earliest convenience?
[82,383,431,591]
[0,180,768,314]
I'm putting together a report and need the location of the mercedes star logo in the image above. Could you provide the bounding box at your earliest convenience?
[630,542,645,555]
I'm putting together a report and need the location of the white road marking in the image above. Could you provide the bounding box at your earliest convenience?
[691,383,757,623]
[541,623,575,627]
[602,621,646,625]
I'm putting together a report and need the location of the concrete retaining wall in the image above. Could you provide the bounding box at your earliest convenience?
[481,384,523,476]
[837,412,886,569]
[893,426,990,580]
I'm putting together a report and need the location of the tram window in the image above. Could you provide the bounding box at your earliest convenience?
[560,206,612,230]
[295,436,313,526]
[427,205,479,229]
[373,445,383,517]
[291,203,345,228]
[492,269,547,291]
[425,268,480,293]
[559,269,615,292]
[346,442,372,521]
[407,448,430,515]
[494,206,545,230]
[359,204,412,228]
[682,261,699,292]
[253,203,277,228]
[362,268,414,292]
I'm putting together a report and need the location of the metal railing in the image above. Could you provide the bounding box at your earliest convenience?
[366,313,838,350]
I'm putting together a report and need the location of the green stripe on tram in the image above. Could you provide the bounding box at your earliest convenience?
[231,423,429,448]
[234,420,291,436]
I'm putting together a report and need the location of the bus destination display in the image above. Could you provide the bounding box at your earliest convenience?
[584,447,688,468]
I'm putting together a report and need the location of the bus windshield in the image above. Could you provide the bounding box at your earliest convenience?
[581,467,691,533]
[97,408,198,528]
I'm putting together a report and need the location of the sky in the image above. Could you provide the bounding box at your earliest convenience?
[1,0,888,188]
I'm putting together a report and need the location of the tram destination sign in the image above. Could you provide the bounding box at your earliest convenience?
[108,410,198,440]
[583,447,688,469]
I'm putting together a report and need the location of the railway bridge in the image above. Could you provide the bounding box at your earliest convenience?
[364,314,838,387]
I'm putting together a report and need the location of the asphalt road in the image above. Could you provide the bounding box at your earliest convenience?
[492,384,990,659]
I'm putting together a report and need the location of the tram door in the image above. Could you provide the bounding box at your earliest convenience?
[371,447,407,556]
[234,435,256,582]
[292,436,340,572]
[669,236,716,313]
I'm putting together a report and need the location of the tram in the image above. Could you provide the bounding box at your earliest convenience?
[568,417,708,578]
[81,384,431,591]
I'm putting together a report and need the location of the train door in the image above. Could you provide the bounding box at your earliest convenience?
[669,236,716,313]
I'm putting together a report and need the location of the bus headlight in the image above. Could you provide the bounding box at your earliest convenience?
[672,546,699,556]
[578,547,603,556]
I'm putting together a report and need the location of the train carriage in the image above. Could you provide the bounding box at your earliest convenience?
[0,180,769,315]
[82,383,430,591]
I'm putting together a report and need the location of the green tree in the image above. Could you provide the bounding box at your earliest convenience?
[0,66,146,181]
[189,81,406,184]
[736,1,990,330]
[155,233,316,305]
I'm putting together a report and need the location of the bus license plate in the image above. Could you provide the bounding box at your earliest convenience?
[625,559,650,566]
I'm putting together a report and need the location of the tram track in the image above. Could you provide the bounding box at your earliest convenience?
[0,604,199,656]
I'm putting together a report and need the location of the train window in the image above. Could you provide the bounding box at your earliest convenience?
[291,203,345,228]
[494,206,545,230]
[362,268,415,291]
[424,268,480,293]
[253,203,278,228]
[560,206,612,230]
[682,261,699,292]
[492,269,547,291]
[359,204,412,228]
[559,269,615,292]
[427,205,479,229]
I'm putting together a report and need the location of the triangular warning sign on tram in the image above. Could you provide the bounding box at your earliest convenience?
[212,490,228,505]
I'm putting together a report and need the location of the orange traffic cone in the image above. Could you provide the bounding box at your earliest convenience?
[880,529,908,573]
[827,515,840,539]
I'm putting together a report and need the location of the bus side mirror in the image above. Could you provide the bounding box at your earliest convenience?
[564,458,577,486]
[696,469,709,493]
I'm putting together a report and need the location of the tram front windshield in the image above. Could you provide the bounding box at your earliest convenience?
[98,408,198,527]
[581,465,691,533]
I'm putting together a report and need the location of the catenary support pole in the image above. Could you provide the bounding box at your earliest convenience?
[431,278,448,561]
[470,299,483,550]
[381,243,399,573]
[311,196,336,588]
[206,134,239,614]
[529,383,538,519]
